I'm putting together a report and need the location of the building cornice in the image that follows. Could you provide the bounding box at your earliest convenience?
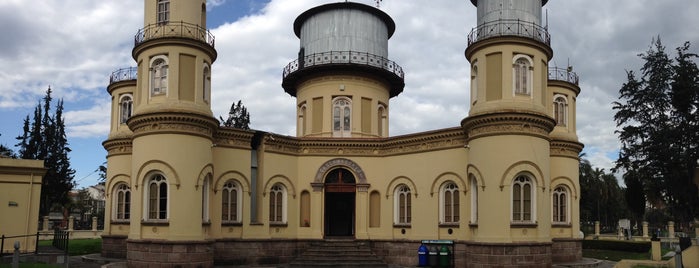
[127,112,219,140]
[550,139,584,160]
[461,111,556,142]
[103,137,134,157]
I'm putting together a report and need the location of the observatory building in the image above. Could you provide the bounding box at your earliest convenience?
[102,0,583,267]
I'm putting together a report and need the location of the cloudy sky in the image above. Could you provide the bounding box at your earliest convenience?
[0,0,697,188]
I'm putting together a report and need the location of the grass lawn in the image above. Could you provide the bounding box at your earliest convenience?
[583,248,673,262]
[38,238,102,256]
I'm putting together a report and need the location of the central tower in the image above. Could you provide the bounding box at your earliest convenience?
[282,2,404,138]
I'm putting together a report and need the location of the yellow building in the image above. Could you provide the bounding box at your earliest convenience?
[0,157,45,254]
[102,0,583,267]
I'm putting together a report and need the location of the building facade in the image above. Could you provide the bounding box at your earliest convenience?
[0,157,45,254]
[102,0,583,267]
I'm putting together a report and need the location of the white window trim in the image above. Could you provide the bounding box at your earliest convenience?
[118,94,133,124]
[470,175,478,224]
[202,63,211,103]
[393,184,411,225]
[510,174,536,224]
[552,186,570,224]
[512,54,534,98]
[201,175,211,223]
[439,182,460,224]
[156,0,170,24]
[553,94,568,127]
[143,173,169,221]
[222,180,243,223]
[332,97,352,137]
[112,183,131,222]
[149,55,169,98]
[269,184,287,224]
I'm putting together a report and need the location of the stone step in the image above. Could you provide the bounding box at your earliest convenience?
[289,240,387,268]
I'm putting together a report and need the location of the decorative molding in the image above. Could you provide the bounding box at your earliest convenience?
[550,140,584,159]
[313,158,368,184]
[128,112,219,139]
[103,138,133,156]
[462,111,556,141]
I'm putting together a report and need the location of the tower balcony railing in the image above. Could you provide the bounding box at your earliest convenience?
[548,67,579,85]
[467,19,550,46]
[109,67,138,84]
[135,21,215,48]
[283,51,404,79]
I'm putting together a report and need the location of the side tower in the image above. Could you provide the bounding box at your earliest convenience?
[104,0,219,266]
[461,0,558,266]
[282,2,404,138]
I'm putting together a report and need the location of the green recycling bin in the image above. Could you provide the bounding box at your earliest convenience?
[439,244,451,267]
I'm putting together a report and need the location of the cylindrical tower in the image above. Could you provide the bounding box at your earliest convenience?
[282,2,404,138]
[462,0,559,266]
[116,0,218,266]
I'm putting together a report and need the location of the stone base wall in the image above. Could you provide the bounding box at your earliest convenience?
[213,239,311,266]
[370,240,467,267]
[464,241,552,267]
[101,235,127,259]
[551,238,582,263]
[127,240,214,268]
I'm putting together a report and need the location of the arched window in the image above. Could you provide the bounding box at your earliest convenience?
[471,63,478,105]
[332,97,352,137]
[298,104,307,136]
[440,182,460,224]
[512,175,535,223]
[377,104,386,137]
[113,183,131,221]
[222,180,242,223]
[552,186,568,223]
[269,184,287,224]
[157,0,170,24]
[513,55,533,95]
[394,185,411,225]
[201,175,211,222]
[146,174,168,220]
[150,56,168,96]
[202,64,211,103]
[119,94,133,124]
[470,175,478,224]
[553,95,567,126]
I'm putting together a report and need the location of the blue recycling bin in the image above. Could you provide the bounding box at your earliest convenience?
[418,244,429,266]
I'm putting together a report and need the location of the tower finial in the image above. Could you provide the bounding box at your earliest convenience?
[375,0,382,8]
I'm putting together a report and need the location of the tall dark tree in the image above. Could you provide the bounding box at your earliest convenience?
[15,87,75,216]
[0,134,15,158]
[613,38,699,224]
[623,170,646,229]
[220,100,251,129]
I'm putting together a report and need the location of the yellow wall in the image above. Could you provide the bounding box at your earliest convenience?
[0,158,45,253]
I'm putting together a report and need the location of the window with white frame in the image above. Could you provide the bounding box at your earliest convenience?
[201,175,211,222]
[157,0,169,24]
[114,183,131,221]
[119,94,133,124]
[394,184,411,225]
[440,182,460,224]
[146,174,168,220]
[202,64,211,102]
[470,175,478,224]
[512,175,535,223]
[332,97,352,137]
[553,95,567,126]
[513,55,533,95]
[269,184,287,224]
[150,56,168,96]
[222,180,242,223]
[552,186,568,224]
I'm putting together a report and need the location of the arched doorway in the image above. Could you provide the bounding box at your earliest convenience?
[324,168,356,237]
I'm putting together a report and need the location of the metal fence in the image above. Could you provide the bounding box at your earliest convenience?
[548,67,579,85]
[109,67,138,84]
[135,21,215,48]
[468,19,550,46]
[283,51,404,79]
[0,233,39,257]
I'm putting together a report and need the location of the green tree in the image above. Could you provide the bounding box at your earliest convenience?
[15,87,75,217]
[613,38,699,224]
[220,100,251,129]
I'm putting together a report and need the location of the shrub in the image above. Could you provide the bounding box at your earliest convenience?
[582,239,651,253]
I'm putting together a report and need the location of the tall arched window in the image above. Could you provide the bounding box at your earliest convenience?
[552,186,568,224]
[298,104,307,136]
[394,185,411,225]
[377,104,386,137]
[471,63,478,105]
[157,0,170,24]
[119,94,133,124]
[553,95,567,126]
[222,180,242,223]
[269,184,287,224]
[150,56,168,96]
[113,183,131,221]
[146,174,168,220]
[512,175,535,223]
[440,182,460,224]
[513,55,532,95]
[202,64,211,103]
[470,175,478,224]
[201,175,211,222]
[332,97,352,137]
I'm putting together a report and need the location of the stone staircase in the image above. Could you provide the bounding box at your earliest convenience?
[289,240,388,268]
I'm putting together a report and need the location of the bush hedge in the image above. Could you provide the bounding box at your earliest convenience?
[582,239,651,253]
